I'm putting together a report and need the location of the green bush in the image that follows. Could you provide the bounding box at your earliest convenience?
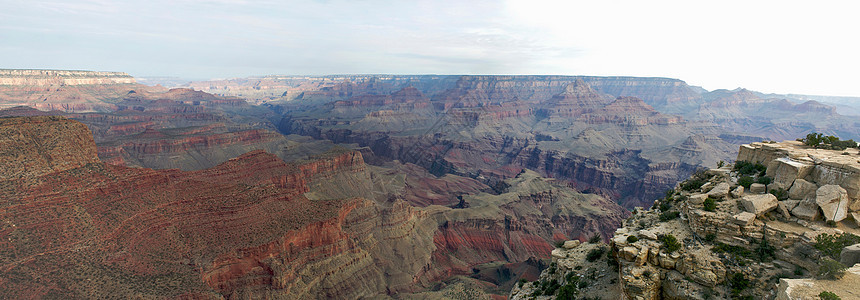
[681,178,706,191]
[659,234,681,253]
[738,176,755,189]
[586,247,606,262]
[756,176,772,185]
[704,233,716,242]
[802,133,857,151]
[712,242,752,259]
[817,257,846,280]
[556,283,577,300]
[819,291,842,300]
[627,235,639,243]
[588,233,602,243]
[659,211,680,222]
[554,240,565,248]
[728,272,750,297]
[754,236,775,262]
[734,161,767,176]
[703,197,717,212]
[814,233,860,260]
[770,188,789,200]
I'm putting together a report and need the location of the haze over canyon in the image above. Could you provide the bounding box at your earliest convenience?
[0,69,858,299]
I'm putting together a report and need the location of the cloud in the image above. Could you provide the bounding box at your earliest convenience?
[1,0,859,96]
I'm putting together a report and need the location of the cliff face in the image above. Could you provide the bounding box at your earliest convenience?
[279,78,735,209]
[512,140,860,300]
[0,116,629,299]
[0,69,136,86]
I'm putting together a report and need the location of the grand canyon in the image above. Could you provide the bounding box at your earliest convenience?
[1,68,859,299]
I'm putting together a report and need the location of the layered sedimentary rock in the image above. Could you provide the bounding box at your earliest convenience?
[0,116,627,298]
[511,140,860,300]
[279,77,736,208]
[0,69,141,112]
[0,69,136,86]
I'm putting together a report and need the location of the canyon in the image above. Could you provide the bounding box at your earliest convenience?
[2,69,858,298]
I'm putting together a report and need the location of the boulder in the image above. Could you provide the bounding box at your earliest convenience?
[635,246,649,266]
[816,185,849,222]
[750,183,766,194]
[731,186,744,198]
[840,243,860,267]
[766,157,814,187]
[767,182,786,193]
[740,194,778,216]
[782,200,801,211]
[638,230,658,240]
[788,179,817,200]
[791,199,821,221]
[551,248,567,259]
[853,212,860,227]
[732,212,756,226]
[688,194,707,205]
[707,182,730,198]
[620,246,638,261]
[563,240,581,249]
[776,202,792,219]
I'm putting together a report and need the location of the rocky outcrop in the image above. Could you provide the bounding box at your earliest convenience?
[737,141,860,221]
[511,140,860,300]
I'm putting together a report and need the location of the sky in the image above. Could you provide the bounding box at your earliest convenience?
[2,0,860,96]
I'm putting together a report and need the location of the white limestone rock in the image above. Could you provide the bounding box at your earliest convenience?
[788,179,817,200]
[740,194,778,216]
[816,185,849,222]
[732,212,756,226]
[707,182,730,198]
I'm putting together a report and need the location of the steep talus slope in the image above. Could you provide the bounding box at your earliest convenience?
[0,116,100,180]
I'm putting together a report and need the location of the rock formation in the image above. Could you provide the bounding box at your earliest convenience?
[510,140,860,300]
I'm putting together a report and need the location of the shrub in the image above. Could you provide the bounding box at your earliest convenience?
[518,278,527,288]
[556,283,577,300]
[754,236,775,262]
[659,201,672,212]
[738,176,754,189]
[728,272,750,297]
[542,280,560,295]
[681,178,706,191]
[659,234,681,252]
[627,235,639,243]
[588,233,602,243]
[794,265,804,276]
[659,211,680,222]
[554,240,565,248]
[703,197,717,212]
[819,291,842,300]
[712,242,752,259]
[817,257,846,280]
[734,161,766,176]
[642,270,651,278]
[717,160,725,168]
[814,233,860,260]
[704,233,716,242]
[756,176,772,186]
[586,248,606,262]
[770,188,789,200]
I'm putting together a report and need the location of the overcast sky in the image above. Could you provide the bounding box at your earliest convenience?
[2,0,859,96]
